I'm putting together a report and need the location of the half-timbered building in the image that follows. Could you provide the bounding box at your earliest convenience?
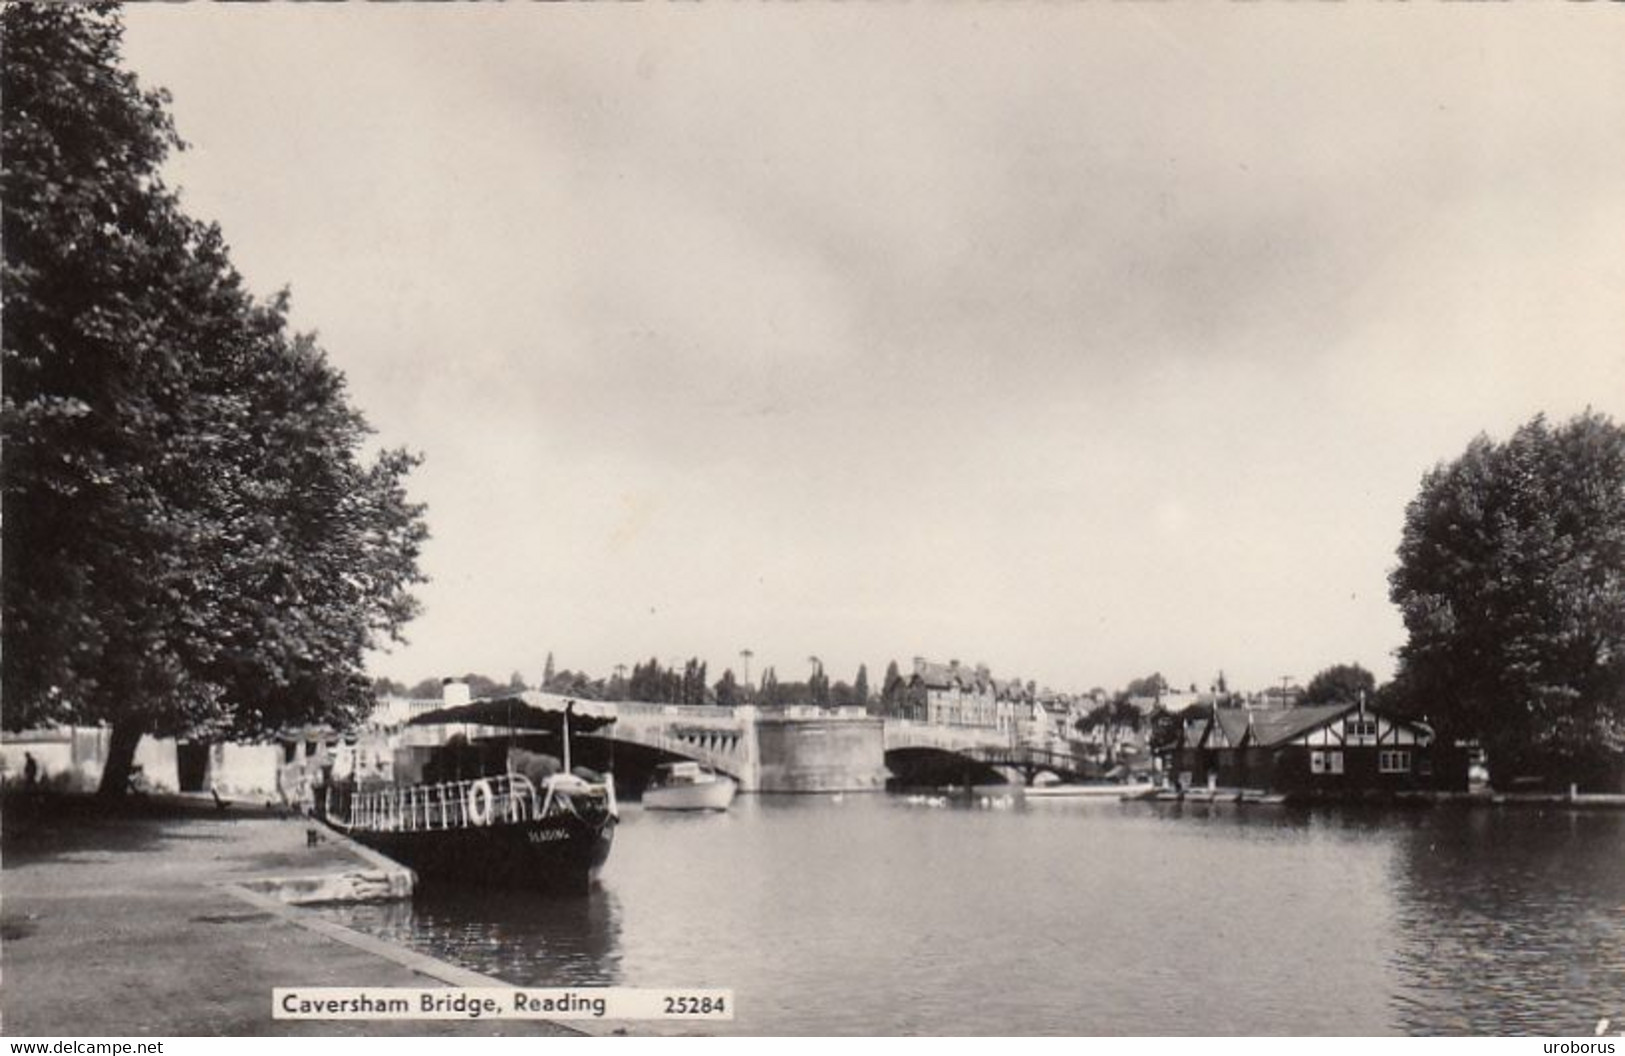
[1162,701,1467,795]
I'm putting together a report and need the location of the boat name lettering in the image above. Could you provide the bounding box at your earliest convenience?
[527,827,571,844]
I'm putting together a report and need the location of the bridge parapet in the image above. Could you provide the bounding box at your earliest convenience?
[611,701,743,723]
[882,719,1012,754]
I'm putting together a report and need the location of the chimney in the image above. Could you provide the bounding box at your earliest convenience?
[441,678,471,707]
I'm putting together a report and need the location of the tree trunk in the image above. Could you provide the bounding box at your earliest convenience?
[97,720,144,797]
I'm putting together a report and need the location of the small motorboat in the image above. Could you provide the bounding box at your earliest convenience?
[643,761,736,811]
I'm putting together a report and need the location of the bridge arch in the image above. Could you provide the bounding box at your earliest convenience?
[881,720,1097,787]
[567,736,741,797]
[584,703,757,788]
[883,747,1006,789]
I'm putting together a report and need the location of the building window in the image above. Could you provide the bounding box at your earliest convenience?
[1311,750,1325,774]
[1328,751,1344,774]
[1380,750,1411,774]
[1346,719,1378,744]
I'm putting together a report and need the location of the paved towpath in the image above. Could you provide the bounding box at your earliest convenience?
[1,794,579,1036]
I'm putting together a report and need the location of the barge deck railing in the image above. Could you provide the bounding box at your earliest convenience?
[326,773,559,833]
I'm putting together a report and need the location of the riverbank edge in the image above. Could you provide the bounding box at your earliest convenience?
[1,799,624,1036]
[234,822,417,906]
[224,827,632,1037]
[1127,788,1625,809]
[218,882,627,1036]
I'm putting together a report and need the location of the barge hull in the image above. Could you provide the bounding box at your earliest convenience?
[350,816,614,893]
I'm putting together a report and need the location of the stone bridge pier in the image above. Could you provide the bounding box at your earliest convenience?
[588,704,888,793]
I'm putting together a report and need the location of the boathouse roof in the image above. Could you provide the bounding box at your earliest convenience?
[1191,702,1431,750]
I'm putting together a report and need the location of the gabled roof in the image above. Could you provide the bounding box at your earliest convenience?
[1182,702,1432,751]
[912,660,993,692]
[1213,708,1252,747]
[911,661,960,689]
[1242,703,1354,747]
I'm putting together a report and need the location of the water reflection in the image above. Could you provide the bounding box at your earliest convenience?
[319,797,1625,1035]
[1386,808,1625,1036]
[330,884,624,988]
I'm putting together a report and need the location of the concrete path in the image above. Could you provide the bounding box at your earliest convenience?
[1,795,578,1036]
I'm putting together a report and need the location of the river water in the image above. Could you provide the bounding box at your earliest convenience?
[319,794,1625,1035]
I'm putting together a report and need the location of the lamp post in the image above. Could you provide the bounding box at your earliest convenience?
[808,656,823,709]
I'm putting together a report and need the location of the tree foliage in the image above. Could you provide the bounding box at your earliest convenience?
[1145,706,1175,752]
[1119,673,1168,703]
[1077,698,1144,735]
[713,669,741,708]
[626,658,708,705]
[405,678,445,700]
[1389,412,1625,788]
[881,661,905,712]
[1,6,428,791]
[1301,663,1377,707]
[806,658,829,708]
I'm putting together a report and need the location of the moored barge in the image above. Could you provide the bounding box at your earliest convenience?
[321,695,618,893]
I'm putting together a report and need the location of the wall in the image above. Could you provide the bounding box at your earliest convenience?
[209,743,281,796]
[754,716,887,793]
[0,728,179,792]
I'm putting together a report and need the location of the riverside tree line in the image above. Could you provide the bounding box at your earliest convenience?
[5,7,1622,795]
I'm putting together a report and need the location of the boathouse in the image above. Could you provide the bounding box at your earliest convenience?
[1161,700,1468,795]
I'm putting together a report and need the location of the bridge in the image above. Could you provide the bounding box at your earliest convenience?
[587,701,758,785]
[961,745,1094,784]
[548,698,1096,793]
[881,720,1096,786]
[580,701,891,794]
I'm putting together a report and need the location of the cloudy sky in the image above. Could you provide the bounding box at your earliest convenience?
[120,6,1624,697]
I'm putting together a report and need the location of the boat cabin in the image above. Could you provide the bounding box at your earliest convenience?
[650,761,713,786]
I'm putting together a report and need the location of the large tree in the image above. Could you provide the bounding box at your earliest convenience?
[1076,697,1145,765]
[1301,663,1377,707]
[1,6,428,794]
[1389,412,1625,790]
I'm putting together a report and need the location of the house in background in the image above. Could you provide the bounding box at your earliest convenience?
[906,658,998,728]
[1160,700,1468,796]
